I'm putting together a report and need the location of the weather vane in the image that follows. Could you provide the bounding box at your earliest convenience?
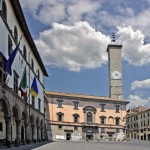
[111,32,116,43]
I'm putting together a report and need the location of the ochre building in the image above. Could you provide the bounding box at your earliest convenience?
[46,91,128,141]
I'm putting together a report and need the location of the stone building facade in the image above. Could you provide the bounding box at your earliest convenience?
[0,0,49,148]
[46,91,128,141]
[126,106,150,141]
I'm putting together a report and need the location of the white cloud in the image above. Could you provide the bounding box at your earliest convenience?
[34,23,150,72]
[35,21,110,72]
[67,0,100,23]
[20,0,100,25]
[117,26,150,66]
[131,79,150,90]
[127,95,150,109]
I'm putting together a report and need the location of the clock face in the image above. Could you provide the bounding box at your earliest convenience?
[111,71,122,79]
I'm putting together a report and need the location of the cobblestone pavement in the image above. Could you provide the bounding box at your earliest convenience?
[32,140,150,150]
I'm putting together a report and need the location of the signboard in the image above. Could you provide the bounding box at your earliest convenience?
[86,129,93,135]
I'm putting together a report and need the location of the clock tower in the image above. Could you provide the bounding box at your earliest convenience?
[107,43,123,100]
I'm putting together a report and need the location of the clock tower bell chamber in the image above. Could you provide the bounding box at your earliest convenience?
[107,44,123,100]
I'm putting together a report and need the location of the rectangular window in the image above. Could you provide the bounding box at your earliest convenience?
[13,71,19,94]
[58,115,62,122]
[57,100,63,108]
[0,122,3,131]
[116,118,120,125]
[115,105,120,112]
[73,101,79,109]
[100,104,105,112]
[38,98,41,111]
[8,36,13,56]
[101,117,105,124]
[74,116,78,123]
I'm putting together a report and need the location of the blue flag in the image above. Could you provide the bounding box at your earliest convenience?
[30,76,38,97]
[5,41,20,76]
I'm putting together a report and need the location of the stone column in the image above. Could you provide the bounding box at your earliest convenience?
[15,120,21,147]
[39,127,41,142]
[5,116,11,148]
[32,125,36,143]
[37,126,39,142]
[42,126,45,141]
[25,123,30,144]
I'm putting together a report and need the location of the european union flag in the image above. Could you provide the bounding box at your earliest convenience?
[5,41,20,76]
[30,76,38,97]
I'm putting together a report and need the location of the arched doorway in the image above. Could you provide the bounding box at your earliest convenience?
[36,118,40,142]
[30,114,35,142]
[12,105,21,146]
[86,128,94,141]
[22,111,28,144]
[0,98,11,147]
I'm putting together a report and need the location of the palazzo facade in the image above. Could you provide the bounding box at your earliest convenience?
[0,0,49,148]
[126,106,150,141]
[46,91,128,141]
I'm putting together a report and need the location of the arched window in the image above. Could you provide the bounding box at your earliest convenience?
[2,0,7,21]
[31,59,34,71]
[14,26,18,44]
[23,45,27,60]
[87,112,92,123]
[73,113,79,123]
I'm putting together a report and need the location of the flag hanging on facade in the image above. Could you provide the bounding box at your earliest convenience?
[5,37,22,76]
[30,76,38,97]
[19,66,27,97]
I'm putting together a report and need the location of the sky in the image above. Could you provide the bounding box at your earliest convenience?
[20,0,150,109]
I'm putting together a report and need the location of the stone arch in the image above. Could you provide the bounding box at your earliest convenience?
[12,104,21,120]
[30,114,35,125]
[36,117,40,127]
[0,96,11,117]
[83,106,96,114]
[22,110,28,123]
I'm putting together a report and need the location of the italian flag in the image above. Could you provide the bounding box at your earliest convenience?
[19,67,27,97]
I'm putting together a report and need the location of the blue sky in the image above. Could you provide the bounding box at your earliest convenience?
[20,0,150,108]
